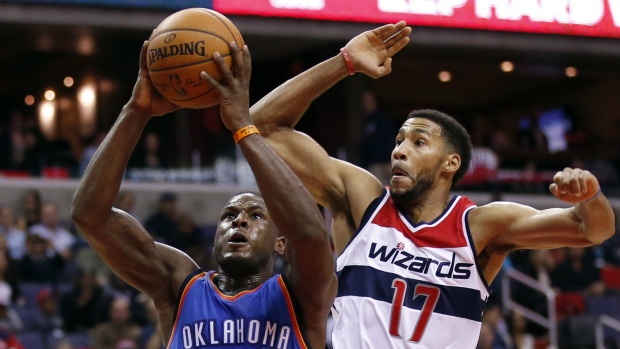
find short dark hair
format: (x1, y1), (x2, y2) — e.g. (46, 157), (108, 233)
(407, 109), (472, 189)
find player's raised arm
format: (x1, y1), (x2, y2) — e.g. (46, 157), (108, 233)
(250, 22), (411, 251)
(71, 42), (196, 304)
(470, 168), (615, 280)
(201, 42), (337, 346)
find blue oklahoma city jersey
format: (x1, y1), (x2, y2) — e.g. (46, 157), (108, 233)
(166, 270), (309, 349)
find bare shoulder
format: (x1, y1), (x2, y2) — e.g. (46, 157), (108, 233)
(154, 243), (200, 298)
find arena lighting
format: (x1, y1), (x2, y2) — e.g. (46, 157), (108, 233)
(38, 101), (56, 138)
(566, 67), (578, 78)
(501, 61), (514, 72)
(438, 71), (452, 82)
(44, 89), (55, 101)
(78, 82), (97, 137)
(24, 95), (35, 106)
(64, 76), (74, 87)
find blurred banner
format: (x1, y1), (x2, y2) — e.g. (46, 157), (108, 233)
(214, 0), (620, 38)
(2, 0), (212, 9)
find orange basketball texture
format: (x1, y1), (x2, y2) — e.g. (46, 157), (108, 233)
(147, 8), (244, 109)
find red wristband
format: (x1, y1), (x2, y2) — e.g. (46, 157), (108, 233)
(340, 48), (355, 75)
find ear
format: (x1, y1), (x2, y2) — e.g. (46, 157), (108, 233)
(274, 236), (286, 256)
(444, 153), (461, 175)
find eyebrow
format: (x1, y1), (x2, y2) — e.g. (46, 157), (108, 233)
(222, 204), (264, 212)
(398, 127), (432, 137)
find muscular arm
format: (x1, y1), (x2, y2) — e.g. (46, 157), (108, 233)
(469, 168), (615, 282)
(251, 23), (411, 252)
(71, 43), (197, 305)
(202, 43), (337, 347)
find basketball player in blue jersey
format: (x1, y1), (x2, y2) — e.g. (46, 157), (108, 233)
(71, 41), (337, 348)
(248, 22), (616, 348)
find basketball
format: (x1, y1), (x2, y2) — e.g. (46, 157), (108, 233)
(147, 8), (244, 109)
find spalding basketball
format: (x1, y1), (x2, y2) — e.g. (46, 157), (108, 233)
(147, 8), (244, 109)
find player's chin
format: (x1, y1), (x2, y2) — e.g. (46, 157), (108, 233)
(390, 176), (412, 191)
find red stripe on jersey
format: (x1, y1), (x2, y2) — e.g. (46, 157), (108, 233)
(371, 195), (475, 248)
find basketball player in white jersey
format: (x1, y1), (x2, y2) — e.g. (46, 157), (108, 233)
(249, 22), (615, 348)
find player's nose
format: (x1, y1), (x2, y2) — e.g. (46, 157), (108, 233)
(393, 147), (407, 161)
(231, 212), (249, 228)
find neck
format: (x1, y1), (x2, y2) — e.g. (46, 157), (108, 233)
(215, 269), (273, 295)
(400, 191), (451, 224)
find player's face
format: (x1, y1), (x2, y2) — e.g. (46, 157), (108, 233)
(213, 194), (281, 275)
(390, 118), (446, 204)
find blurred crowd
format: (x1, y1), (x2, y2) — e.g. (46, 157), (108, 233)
(0, 189), (216, 349)
(0, 187), (616, 349)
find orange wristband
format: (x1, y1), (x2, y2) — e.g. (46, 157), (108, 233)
(340, 48), (355, 75)
(233, 125), (260, 144)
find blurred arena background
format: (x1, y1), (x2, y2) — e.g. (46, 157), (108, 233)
(0, 1), (619, 348)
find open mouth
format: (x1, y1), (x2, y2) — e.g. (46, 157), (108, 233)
(392, 168), (408, 177)
(228, 232), (249, 244)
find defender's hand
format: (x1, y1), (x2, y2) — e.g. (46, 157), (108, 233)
(127, 41), (181, 117)
(200, 42), (252, 132)
(344, 21), (411, 79)
(550, 167), (601, 204)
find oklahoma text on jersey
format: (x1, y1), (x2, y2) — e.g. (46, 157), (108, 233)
(167, 270), (309, 349)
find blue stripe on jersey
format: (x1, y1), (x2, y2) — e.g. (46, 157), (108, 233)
(337, 265), (486, 322)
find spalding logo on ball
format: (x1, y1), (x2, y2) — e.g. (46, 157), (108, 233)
(147, 8), (244, 109)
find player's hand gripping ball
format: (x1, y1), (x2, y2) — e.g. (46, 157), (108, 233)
(147, 8), (244, 109)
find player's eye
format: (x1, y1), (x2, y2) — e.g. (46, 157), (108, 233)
(251, 213), (264, 219)
(396, 138), (404, 146)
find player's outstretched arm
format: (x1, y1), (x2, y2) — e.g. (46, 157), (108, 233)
(202, 43), (337, 347)
(250, 22), (411, 250)
(71, 42), (196, 305)
(471, 167), (615, 255)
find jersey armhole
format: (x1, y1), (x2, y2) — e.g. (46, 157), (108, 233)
(463, 210), (492, 293)
(280, 273), (312, 348)
(336, 188), (387, 258)
(172, 268), (204, 325)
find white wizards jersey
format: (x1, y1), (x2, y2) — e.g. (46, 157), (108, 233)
(332, 189), (490, 349)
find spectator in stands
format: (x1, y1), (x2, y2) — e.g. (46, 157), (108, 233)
(477, 323), (495, 349)
(143, 192), (178, 244)
(54, 339), (75, 349)
(29, 202), (75, 260)
(139, 299), (160, 349)
(167, 212), (201, 252)
(0, 283), (22, 333)
(18, 232), (64, 283)
(31, 288), (63, 336)
(60, 269), (109, 333)
(0, 328), (25, 349)
(101, 274), (147, 327)
(16, 190), (41, 231)
(0, 251), (21, 305)
(508, 311), (535, 349)
(91, 297), (141, 349)
(79, 131), (107, 177)
(129, 132), (169, 169)
(551, 247), (606, 296)
(114, 191), (138, 222)
(482, 302), (512, 349)
(359, 90), (396, 185)
(0, 206), (26, 260)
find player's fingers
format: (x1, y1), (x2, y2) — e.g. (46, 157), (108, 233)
(139, 41), (149, 76)
(568, 168), (582, 196)
(374, 22), (406, 40)
(200, 71), (224, 95)
(213, 52), (234, 86)
(383, 26), (412, 47)
(243, 45), (252, 83)
(381, 58), (393, 76)
(230, 41), (244, 82)
(560, 168), (572, 194)
(578, 170), (589, 194)
(552, 171), (566, 194)
(549, 183), (560, 196)
(386, 36), (410, 58)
